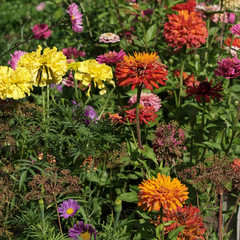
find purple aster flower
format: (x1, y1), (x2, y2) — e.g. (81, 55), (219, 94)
(215, 56), (240, 79)
(128, 93), (162, 111)
(69, 221), (97, 240)
(66, 3), (83, 33)
(96, 49), (126, 65)
(58, 199), (80, 219)
(99, 33), (120, 43)
(84, 106), (99, 125)
(8, 50), (27, 70)
(231, 24), (240, 36)
(49, 84), (63, 92)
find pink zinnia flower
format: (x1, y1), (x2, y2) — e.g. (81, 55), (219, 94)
(62, 47), (86, 59)
(66, 3), (83, 33)
(96, 49), (126, 65)
(215, 56), (240, 79)
(128, 93), (162, 111)
(8, 50), (27, 70)
(231, 24), (240, 36)
(99, 33), (120, 43)
(62, 71), (81, 88)
(36, 2), (46, 11)
(32, 23), (51, 39)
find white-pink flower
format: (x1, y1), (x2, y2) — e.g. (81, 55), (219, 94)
(66, 3), (83, 33)
(128, 93), (162, 111)
(36, 2), (46, 11)
(99, 33), (120, 43)
(8, 50), (27, 70)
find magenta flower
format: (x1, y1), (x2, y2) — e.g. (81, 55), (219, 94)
(32, 23), (51, 39)
(215, 56), (240, 79)
(8, 50), (27, 70)
(36, 2), (46, 11)
(231, 24), (240, 36)
(96, 49), (126, 65)
(66, 3), (83, 33)
(69, 221), (97, 240)
(99, 33), (120, 43)
(128, 93), (162, 111)
(58, 199), (80, 219)
(62, 47), (85, 59)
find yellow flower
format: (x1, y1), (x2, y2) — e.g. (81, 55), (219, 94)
(74, 59), (114, 96)
(0, 66), (32, 100)
(225, 0), (240, 9)
(18, 45), (68, 87)
(138, 173), (189, 212)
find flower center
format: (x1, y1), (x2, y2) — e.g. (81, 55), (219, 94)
(66, 208), (74, 214)
(80, 231), (91, 240)
(71, 15), (75, 20)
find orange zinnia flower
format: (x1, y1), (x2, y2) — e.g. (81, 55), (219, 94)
(138, 173), (189, 212)
(232, 158), (240, 173)
(160, 205), (206, 240)
(164, 10), (208, 49)
(115, 52), (168, 91)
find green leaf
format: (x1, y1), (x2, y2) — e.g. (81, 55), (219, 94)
(19, 170), (27, 191)
(118, 191), (138, 202)
(146, 24), (157, 43)
(139, 145), (158, 165)
(202, 141), (222, 150)
(168, 226), (185, 239)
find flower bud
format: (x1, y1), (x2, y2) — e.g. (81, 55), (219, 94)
(168, 59), (174, 65)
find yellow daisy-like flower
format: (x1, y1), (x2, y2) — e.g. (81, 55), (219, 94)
(138, 173), (189, 212)
(18, 45), (68, 87)
(74, 59), (114, 96)
(0, 66), (32, 100)
(225, 0), (240, 9)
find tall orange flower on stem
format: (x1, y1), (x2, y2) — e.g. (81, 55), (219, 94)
(138, 173), (189, 212)
(116, 52), (167, 149)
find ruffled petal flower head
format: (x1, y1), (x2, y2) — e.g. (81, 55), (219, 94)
(173, 69), (199, 87)
(8, 50), (27, 70)
(74, 59), (114, 96)
(231, 24), (240, 36)
(138, 173), (189, 212)
(36, 2), (46, 11)
(96, 49), (126, 65)
(128, 93), (162, 111)
(17, 45), (68, 87)
(164, 10), (208, 50)
(157, 205), (206, 239)
(224, 0), (240, 9)
(125, 105), (158, 124)
(172, 0), (196, 12)
(0, 66), (32, 100)
(32, 23), (51, 39)
(224, 36), (240, 56)
(215, 56), (240, 79)
(66, 3), (83, 33)
(186, 80), (223, 102)
(99, 33), (120, 43)
(69, 221), (97, 240)
(62, 47), (85, 59)
(115, 52), (168, 91)
(58, 199), (80, 219)
(232, 158), (240, 172)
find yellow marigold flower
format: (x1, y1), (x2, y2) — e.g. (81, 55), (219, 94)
(225, 0), (240, 9)
(74, 59), (114, 96)
(18, 45), (68, 87)
(138, 173), (189, 212)
(0, 66), (32, 100)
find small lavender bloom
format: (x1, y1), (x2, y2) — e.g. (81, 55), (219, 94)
(66, 3), (83, 33)
(96, 49), (126, 65)
(84, 106), (98, 125)
(8, 50), (27, 70)
(58, 199), (80, 219)
(99, 33), (120, 43)
(215, 56), (240, 79)
(50, 84), (63, 92)
(231, 24), (240, 36)
(69, 221), (97, 240)
(36, 2), (46, 11)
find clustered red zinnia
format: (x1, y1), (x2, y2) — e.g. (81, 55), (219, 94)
(115, 52), (168, 91)
(96, 49), (126, 65)
(172, 0), (196, 12)
(164, 10), (208, 50)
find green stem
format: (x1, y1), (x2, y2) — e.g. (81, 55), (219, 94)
(205, 17), (210, 61)
(136, 85), (143, 149)
(53, 194), (63, 236)
(42, 88), (46, 122)
(177, 61), (185, 107)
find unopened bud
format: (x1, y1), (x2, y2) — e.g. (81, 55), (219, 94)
(169, 59), (174, 65)
(194, 54), (200, 61)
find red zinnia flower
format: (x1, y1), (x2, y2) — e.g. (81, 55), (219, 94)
(186, 80), (223, 102)
(125, 105), (158, 124)
(173, 70), (199, 87)
(164, 10), (208, 50)
(172, 0), (196, 12)
(232, 158), (240, 173)
(159, 205), (206, 240)
(115, 52), (168, 91)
